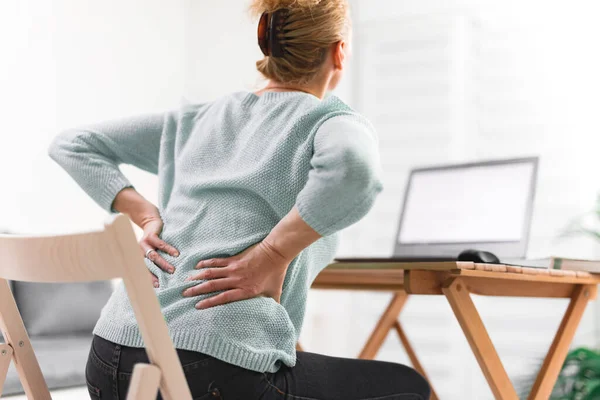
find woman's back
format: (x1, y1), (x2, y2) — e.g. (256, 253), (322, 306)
(49, 89), (383, 372)
(159, 91), (329, 281)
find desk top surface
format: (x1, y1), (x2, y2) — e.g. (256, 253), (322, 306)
(323, 261), (600, 284)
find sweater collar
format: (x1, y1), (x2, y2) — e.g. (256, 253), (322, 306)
(241, 90), (323, 106)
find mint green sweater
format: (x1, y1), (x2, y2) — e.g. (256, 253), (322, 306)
(49, 91), (383, 373)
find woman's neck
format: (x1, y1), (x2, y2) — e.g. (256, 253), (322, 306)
(257, 80), (328, 100)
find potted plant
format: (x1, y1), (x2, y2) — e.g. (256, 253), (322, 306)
(563, 194), (600, 243)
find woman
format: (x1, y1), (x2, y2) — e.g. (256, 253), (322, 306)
(49, 0), (430, 399)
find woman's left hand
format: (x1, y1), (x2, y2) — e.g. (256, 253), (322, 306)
(182, 241), (290, 309)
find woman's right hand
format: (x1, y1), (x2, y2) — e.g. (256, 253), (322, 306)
(111, 188), (180, 288)
(139, 216), (180, 287)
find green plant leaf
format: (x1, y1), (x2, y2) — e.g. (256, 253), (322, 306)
(580, 228), (600, 241)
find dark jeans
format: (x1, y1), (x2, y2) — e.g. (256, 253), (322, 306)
(86, 334), (430, 400)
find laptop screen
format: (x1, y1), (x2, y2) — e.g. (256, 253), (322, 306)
(395, 158), (538, 258)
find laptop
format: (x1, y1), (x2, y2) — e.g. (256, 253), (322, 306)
(336, 157), (539, 263)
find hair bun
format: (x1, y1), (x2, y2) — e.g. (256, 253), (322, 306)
(250, 0), (350, 84)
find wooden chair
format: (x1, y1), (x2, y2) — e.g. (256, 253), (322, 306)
(0, 214), (193, 400)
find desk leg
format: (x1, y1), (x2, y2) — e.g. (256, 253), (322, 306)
(527, 284), (595, 400)
(393, 320), (439, 400)
(359, 292), (408, 359)
(358, 292), (439, 400)
(443, 278), (518, 400)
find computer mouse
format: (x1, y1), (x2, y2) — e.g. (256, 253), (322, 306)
(457, 249), (500, 264)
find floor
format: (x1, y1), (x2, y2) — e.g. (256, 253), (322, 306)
(3, 386), (88, 399)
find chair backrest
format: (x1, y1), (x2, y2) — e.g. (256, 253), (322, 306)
(0, 214), (136, 283)
(0, 215), (193, 400)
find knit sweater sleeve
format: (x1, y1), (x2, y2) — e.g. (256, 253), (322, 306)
(48, 111), (170, 213)
(295, 114), (384, 237)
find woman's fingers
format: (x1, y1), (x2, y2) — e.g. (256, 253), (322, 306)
(182, 277), (237, 297)
(148, 271), (159, 288)
(149, 253), (176, 274)
(184, 266), (231, 282)
(194, 289), (246, 309)
(195, 257), (230, 269)
(140, 242), (176, 274)
(147, 235), (180, 257)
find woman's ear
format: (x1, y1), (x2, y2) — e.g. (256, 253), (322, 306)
(333, 40), (346, 70)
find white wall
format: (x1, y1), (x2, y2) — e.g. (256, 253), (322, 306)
(183, 0), (260, 102)
(343, 0), (600, 258)
(0, 0), (186, 234)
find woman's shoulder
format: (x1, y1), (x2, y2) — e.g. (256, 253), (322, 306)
(297, 94), (377, 139)
(175, 91), (249, 114)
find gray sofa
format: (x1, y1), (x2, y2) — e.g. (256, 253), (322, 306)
(1, 279), (113, 396)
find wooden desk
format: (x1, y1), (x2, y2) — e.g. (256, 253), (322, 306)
(305, 261), (600, 400)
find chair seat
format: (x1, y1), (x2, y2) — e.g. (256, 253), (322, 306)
(1, 334), (92, 396)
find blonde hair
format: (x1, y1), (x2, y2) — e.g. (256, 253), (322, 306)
(250, 0), (351, 85)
